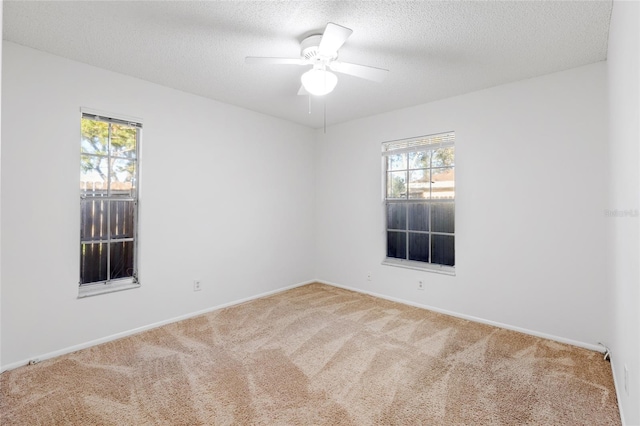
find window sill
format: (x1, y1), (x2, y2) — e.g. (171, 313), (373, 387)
(78, 279), (140, 298)
(382, 258), (456, 276)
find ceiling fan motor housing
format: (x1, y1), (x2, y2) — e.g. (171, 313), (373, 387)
(300, 34), (337, 63)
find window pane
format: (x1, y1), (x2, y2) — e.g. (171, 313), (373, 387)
(110, 200), (135, 239)
(387, 203), (406, 230)
(431, 235), (455, 266)
(110, 124), (137, 159)
(432, 203), (455, 233)
(81, 120), (108, 155)
(384, 135), (454, 268)
(408, 233), (429, 262)
(110, 158), (136, 196)
(432, 147), (455, 167)
(110, 241), (135, 280)
(81, 155), (108, 196)
(80, 242), (108, 284)
(387, 153), (407, 171)
(80, 116), (140, 288)
(81, 199), (108, 241)
(409, 151), (430, 169)
(408, 169), (430, 199)
(408, 203), (429, 231)
(431, 167), (455, 199)
(387, 171), (407, 198)
(387, 231), (406, 259)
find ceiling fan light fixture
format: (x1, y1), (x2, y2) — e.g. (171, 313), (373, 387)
(301, 68), (338, 96)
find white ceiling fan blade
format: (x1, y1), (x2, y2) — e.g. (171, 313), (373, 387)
(318, 23), (353, 57)
(245, 57), (307, 65)
(297, 85), (309, 96)
(329, 61), (388, 82)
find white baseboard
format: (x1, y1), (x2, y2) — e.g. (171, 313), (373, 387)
(1, 279), (314, 372)
(318, 279), (605, 353)
(1, 278), (608, 372)
(3, 278), (625, 421)
(610, 361), (628, 426)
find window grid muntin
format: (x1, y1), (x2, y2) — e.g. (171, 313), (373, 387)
(383, 132), (455, 267)
(80, 114), (140, 286)
(385, 199), (454, 265)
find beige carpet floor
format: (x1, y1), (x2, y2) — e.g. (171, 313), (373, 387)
(1, 283), (620, 425)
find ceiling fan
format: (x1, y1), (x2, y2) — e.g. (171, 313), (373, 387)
(245, 23), (389, 96)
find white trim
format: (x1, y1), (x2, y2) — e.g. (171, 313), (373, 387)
(382, 258), (456, 275)
(1, 279), (314, 372)
(80, 107), (143, 125)
(610, 360), (628, 425)
(2, 278), (606, 372)
(382, 131), (455, 155)
(318, 279), (604, 353)
(78, 280), (140, 298)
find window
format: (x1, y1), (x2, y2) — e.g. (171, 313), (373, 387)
(79, 110), (141, 296)
(382, 132), (455, 273)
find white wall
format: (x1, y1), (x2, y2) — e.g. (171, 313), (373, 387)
(315, 62), (609, 348)
(0, 42), (315, 368)
(607, 1), (640, 424)
(0, 13), (635, 421)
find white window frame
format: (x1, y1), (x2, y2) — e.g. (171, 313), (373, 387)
(381, 132), (456, 275)
(78, 108), (142, 298)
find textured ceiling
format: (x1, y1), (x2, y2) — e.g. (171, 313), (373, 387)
(3, 1), (612, 129)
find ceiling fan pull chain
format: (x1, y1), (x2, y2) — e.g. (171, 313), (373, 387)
(324, 99), (327, 134)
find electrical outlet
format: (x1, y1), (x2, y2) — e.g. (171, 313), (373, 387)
(624, 364), (629, 396)
(367, 272), (372, 281)
(193, 280), (202, 292)
(418, 280), (424, 290)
